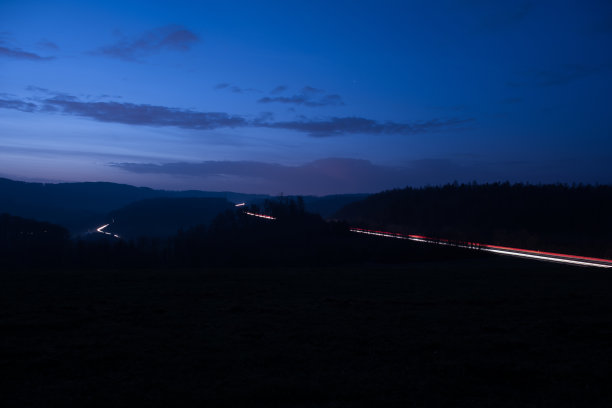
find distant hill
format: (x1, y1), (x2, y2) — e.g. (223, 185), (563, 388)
(0, 178), (266, 234)
(102, 197), (235, 239)
(0, 178), (160, 232)
(335, 183), (612, 258)
(0, 213), (70, 267)
(300, 194), (368, 219)
(0, 177), (367, 234)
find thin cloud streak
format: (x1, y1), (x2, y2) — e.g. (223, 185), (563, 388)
(95, 25), (199, 61)
(109, 156), (611, 195)
(109, 158), (407, 195)
(258, 86), (344, 107)
(213, 83), (260, 94)
(37, 40), (59, 50)
(0, 46), (54, 60)
(270, 85), (288, 94)
(258, 94), (344, 107)
(43, 98), (247, 129)
(257, 116), (473, 137)
(0, 98), (38, 112)
(0, 93), (472, 137)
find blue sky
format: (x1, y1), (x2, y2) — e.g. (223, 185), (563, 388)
(1, 0), (611, 194)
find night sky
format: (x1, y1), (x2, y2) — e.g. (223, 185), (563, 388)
(1, 0), (611, 195)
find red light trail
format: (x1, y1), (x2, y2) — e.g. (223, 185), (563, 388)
(245, 211), (276, 220)
(350, 227), (612, 268)
(235, 208), (612, 268)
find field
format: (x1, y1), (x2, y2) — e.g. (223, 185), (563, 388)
(3, 256), (612, 407)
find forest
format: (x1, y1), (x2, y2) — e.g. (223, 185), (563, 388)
(335, 182), (612, 258)
(0, 196), (481, 270)
(3, 182), (611, 269)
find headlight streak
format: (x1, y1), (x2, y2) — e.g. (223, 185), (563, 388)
(350, 228), (612, 268)
(245, 211), (276, 220)
(95, 223), (120, 239)
(112, 200), (609, 268)
(96, 224), (110, 233)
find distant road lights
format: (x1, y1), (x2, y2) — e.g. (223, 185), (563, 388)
(245, 211), (276, 220)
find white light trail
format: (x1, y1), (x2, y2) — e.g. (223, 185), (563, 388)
(245, 211), (276, 220)
(95, 223), (120, 239)
(483, 248), (612, 268)
(96, 224), (110, 233)
(350, 227), (612, 268)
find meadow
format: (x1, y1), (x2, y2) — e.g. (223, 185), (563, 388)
(3, 256), (612, 407)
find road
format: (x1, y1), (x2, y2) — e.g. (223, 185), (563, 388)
(95, 223), (120, 239)
(95, 207), (610, 268)
(350, 227), (612, 268)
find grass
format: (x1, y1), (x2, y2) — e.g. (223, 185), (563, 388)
(2, 257), (612, 406)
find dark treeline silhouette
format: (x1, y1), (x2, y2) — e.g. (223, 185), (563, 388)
(0, 177), (269, 234)
(335, 182), (612, 258)
(1, 197), (481, 270)
(0, 214), (72, 268)
(107, 197), (235, 239)
(0, 177), (366, 234)
(174, 197), (481, 266)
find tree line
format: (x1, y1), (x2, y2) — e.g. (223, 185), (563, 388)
(335, 182), (612, 258)
(1, 196), (481, 270)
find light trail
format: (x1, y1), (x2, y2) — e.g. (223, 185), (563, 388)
(245, 211), (276, 220)
(95, 223), (120, 239)
(218, 203), (612, 268)
(235, 202), (246, 207)
(484, 248), (611, 268)
(96, 224), (110, 233)
(350, 227), (612, 268)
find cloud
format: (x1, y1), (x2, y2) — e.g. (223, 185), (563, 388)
(508, 64), (609, 87)
(25, 86), (78, 101)
(95, 25), (199, 61)
(43, 97), (247, 129)
(110, 155), (606, 195)
(257, 116), (473, 137)
(258, 86), (344, 107)
(0, 46), (54, 60)
(38, 40), (59, 50)
(270, 85), (288, 94)
(302, 86), (325, 94)
(0, 98), (38, 112)
(109, 158), (409, 195)
(214, 83), (260, 93)
(258, 94), (344, 107)
(1, 92), (472, 137)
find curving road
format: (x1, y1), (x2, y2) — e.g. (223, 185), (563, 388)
(99, 207), (609, 268)
(95, 223), (121, 239)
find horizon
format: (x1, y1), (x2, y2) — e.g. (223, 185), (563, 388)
(2, 1), (612, 195)
(3, 175), (610, 199)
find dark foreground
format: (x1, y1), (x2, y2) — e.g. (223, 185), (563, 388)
(3, 258), (612, 407)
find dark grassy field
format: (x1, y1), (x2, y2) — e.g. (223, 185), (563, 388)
(3, 257), (612, 407)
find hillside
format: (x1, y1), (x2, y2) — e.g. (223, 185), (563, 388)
(103, 197), (235, 239)
(300, 194), (369, 219)
(0, 213), (71, 268)
(0, 178), (365, 233)
(335, 183), (612, 257)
